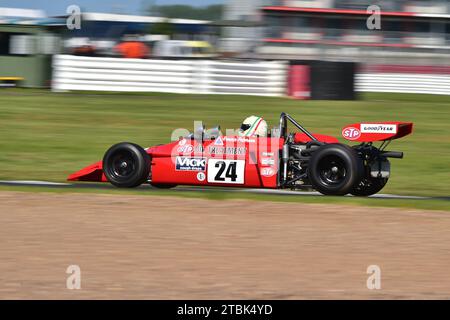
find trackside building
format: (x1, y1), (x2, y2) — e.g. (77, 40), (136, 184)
(258, 0), (450, 65)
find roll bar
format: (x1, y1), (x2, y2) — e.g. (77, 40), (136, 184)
(279, 112), (318, 142)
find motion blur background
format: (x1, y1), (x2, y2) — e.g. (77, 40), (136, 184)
(2, 1), (450, 300)
(0, 0), (449, 202)
(1, 0), (450, 95)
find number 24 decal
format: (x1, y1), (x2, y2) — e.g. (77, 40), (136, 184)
(207, 159), (245, 184)
(214, 161), (237, 182)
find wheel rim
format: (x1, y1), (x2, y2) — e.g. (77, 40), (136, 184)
(110, 150), (136, 179)
(317, 155), (347, 186)
(357, 178), (374, 189)
(354, 177), (387, 193)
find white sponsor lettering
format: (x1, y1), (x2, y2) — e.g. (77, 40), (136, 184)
(223, 137), (256, 143)
(261, 158), (275, 166)
(176, 157), (206, 171)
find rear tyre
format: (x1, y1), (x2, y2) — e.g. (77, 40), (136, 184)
(351, 177), (388, 196)
(103, 142), (150, 188)
(307, 144), (364, 196)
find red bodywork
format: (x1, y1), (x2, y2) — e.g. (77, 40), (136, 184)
(68, 122), (412, 188)
(68, 133), (338, 188)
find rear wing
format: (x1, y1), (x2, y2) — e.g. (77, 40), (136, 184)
(342, 122), (413, 142)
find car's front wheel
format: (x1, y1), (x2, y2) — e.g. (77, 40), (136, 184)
(103, 142), (150, 188)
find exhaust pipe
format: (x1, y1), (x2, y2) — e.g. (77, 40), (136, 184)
(381, 151), (403, 159)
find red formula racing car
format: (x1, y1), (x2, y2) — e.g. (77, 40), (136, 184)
(68, 113), (413, 196)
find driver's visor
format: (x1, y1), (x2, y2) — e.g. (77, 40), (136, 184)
(240, 123), (251, 131)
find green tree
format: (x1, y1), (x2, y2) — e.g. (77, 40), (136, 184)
(150, 19), (175, 36)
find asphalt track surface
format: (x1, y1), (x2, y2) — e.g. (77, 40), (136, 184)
(0, 180), (447, 201)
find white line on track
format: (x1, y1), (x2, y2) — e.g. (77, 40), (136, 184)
(0, 180), (71, 186)
(241, 188), (429, 200)
(0, 180), (433, 200)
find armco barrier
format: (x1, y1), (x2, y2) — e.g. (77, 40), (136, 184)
(52, 55), (288, 96)
(355, 65), (450, 96)
(356, 73), (450, 95)
(53, 56), (450, 97)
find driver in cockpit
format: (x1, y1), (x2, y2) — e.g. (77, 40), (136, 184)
(238, 115), (268, 137)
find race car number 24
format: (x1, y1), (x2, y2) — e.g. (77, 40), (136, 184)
(207, 159), (245, 184)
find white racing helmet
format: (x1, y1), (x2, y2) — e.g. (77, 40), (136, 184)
(238, 115), (268, 137)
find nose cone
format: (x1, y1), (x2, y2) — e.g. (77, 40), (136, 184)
(67, 161), (106, 182)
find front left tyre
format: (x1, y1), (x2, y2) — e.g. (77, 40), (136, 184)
(103, 142), (150, 188)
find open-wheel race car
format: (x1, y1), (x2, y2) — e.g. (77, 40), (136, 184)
(68, 113), (413, 196)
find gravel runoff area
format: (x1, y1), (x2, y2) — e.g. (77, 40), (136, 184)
(1, 191), (449, 299)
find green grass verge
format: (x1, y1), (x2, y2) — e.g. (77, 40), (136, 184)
(0, 89), (449, 208)
(0, 184), (448, 211)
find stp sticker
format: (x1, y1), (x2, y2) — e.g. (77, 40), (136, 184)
(176, 144), (193, 153)
(197, 172), (206, 182)
(342, 127), (361, 140)
(261, 167), (276, 177)
(176, 144), (203, 153)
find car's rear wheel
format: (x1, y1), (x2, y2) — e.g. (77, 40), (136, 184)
(103, 142), (150, 188)
(307, 144), (364, 196)
(351, 176), (388, 196)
